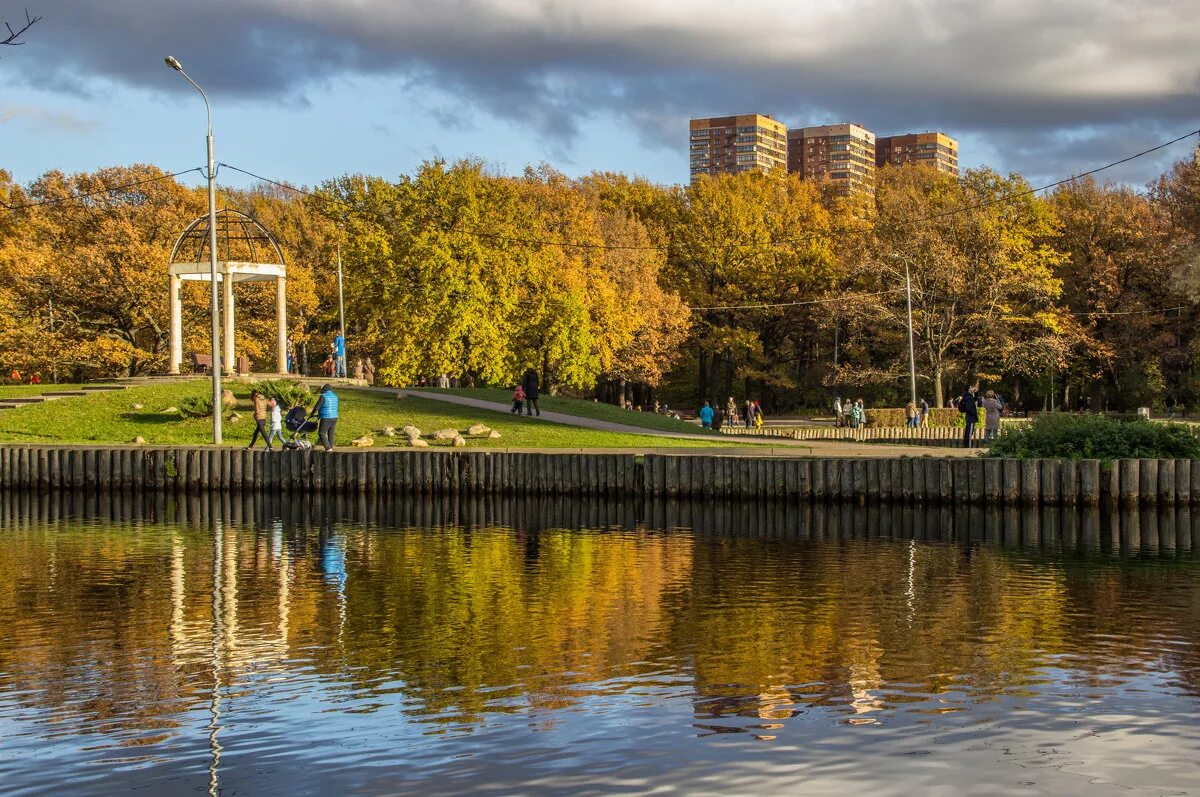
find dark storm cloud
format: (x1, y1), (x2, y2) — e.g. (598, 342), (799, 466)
(7, 0), (1200, 181)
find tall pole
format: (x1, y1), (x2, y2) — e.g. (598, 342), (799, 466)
(905, 262), (917, 407)
(336, 231), (345, 369)
(166, 56), (222, 444)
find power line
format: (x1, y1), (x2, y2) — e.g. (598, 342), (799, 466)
(0, 167), (204, 212)
(688, 289), (901, 312)
(219, 126), (1199, 253)
(1071, 304), (1189, 317)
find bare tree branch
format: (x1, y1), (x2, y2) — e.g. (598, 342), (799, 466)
(2, 8), (41, 46)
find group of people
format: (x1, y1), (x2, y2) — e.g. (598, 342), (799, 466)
(7, 370), (41, 384)
(246, 384), (341, 452)
(903, 398), (932, 428)
(833, 397), (870, 428)
(510, 368), (541, 416)
(957, 385), (1005, 447)
(698, 398), (763, 430)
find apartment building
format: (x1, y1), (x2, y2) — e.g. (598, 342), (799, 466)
(875, 132), (959, 175)
(689, 114), (788, 181)
(786, 123), (876, 197)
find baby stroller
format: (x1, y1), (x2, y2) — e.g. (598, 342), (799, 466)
(282, 405), (317, 450)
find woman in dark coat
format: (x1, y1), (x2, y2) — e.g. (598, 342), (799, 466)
(522, 368), (541, 416)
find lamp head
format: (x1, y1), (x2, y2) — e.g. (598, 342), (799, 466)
(164, 56), (183, 71)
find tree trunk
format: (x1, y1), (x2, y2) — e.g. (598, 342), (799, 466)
(698, 347), (707, 407)
(933, 364), (944, 407)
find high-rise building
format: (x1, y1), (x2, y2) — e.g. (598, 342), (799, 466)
(875, 132), (959, 175)
(786, 123), (876, 197)
(689, 114), (788, 181)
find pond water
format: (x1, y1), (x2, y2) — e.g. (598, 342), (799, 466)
(2, 492), (1199, 796)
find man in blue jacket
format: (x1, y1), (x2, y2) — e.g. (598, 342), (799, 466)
(698, 401), (714, 429)
(311, 384), (339, 451)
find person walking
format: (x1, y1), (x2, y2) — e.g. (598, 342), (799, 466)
(511, 384), (525, 414)
(857, 398), (868, 428)
(919, 398), (930, 427)
(752, 401), (763, 429)
(958, 384), (981, 448)
(743, 400), (753, 428)
(246, 389), (273, 451)
(286, 336), (296, 374)
(905, 399), (918, 429)
(311, 384), (339, 451)
(849, 400), (862, 429)
(522, 367), (541, 417)
(983, 389), (1003, 444)
(727, 397), (739, 427)
(266, 398), (285, 449)
(334, 334), (346, 378)
(699, 401), (714, 429)
(363, 357), (375, 386)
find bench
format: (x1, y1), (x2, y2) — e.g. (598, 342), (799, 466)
(188, 353), (212, 374)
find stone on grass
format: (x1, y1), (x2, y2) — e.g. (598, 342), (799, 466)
(402, 424), (421, 439)
(467, 422), (491, 437)
(488, 430), (502, 439)
(228, 412), (241, 423)
(131, 403), (144, 410)
(131, 436), (146, 445)
(221, 389), (237, 409)
(352, 436), (374, 447)
(452, 435), (467, 447)
(380, 426), (396, 437)
(409, 438), (429, 448)
(433, 428), (459, 441)
(162, 406), (179, 414)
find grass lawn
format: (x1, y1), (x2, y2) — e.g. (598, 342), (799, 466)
(412, 387), (717, 435)
(0, 382), (730, 449)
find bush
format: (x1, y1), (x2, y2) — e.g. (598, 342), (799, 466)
(249, 378), (311, 409)
(866, 407), (982, 428)
(179, 394), (213, 418)
(986, 413), (1200, 461)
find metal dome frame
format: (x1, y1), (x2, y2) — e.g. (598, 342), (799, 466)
(167, 208), (289, 376)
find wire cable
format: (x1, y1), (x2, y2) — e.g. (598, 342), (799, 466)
(688, 289), (902, 312)
(0, 167), (205, 212)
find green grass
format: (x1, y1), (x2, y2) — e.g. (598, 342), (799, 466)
(0, 382), (731, 449)
(413, 387), (718, 435)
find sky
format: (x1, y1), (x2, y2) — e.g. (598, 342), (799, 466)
(0, 0), (1198, 193)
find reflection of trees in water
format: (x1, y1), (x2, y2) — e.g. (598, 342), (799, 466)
(0, 492), (1199, 747)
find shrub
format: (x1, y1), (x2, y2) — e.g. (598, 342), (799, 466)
(866, 407), (982, 428)
(179, 394), (213, 418)
(249, 378), (311, 409)
(986, 413), (1200, 461)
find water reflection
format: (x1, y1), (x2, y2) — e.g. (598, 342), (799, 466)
(0, 492), (1198, 795)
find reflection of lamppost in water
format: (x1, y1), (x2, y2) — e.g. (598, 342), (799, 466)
(208, 520), (224, 797)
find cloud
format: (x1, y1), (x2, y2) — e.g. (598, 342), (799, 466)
(5, 0), (1200, 181)
(0, 104), (94, 132)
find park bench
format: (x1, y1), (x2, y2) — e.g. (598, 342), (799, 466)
(188, 353), (212, 374)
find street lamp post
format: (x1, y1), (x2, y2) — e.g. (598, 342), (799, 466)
(904, 262), (918, 407)
(165, 56), (223, 444)
(336, 230), (346, 377)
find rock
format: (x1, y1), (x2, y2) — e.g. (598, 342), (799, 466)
(403, 424), (421, 439)
(409, 438), (429, 448)
(131, 403), (144, 410)
(162, 406), (179, 414)
(452, 435), (467, 447)
(131, 436), (146, 445)
(221, 389), (237, 409)
(228, 412), (241, 423)
(433, 428), (460, 441)
(380, 426), (396, 437)
(467, 422), (491, 437)
(352, 436), (374, 447)
(489, 430), (502, 439)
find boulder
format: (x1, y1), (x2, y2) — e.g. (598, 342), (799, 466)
(433, 428), (460, 441)
(221, 389), (237, 409)
(351, 436), (374, 447)
(131, 436), (146, 445)
(409, 438), (429, 448)
(380, 426), (396, 437)
(489, 430), (502, 439)
(131, 403), (144, 410)
(452, 435), (467, 447)
(467, 422), (491, 437)
(402, 424), (421, 439)
(162, 406), (179, 414)
(228, 412), (241, 423)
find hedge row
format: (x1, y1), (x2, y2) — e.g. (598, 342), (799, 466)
(865, 407), (984, 428)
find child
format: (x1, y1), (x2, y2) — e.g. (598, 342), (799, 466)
(267, 398), (285, 449)
(511, 385), (525, 414)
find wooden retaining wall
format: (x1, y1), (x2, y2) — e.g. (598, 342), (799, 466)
(721, 425), (989, 447)
(2, 445), (1200, 507)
